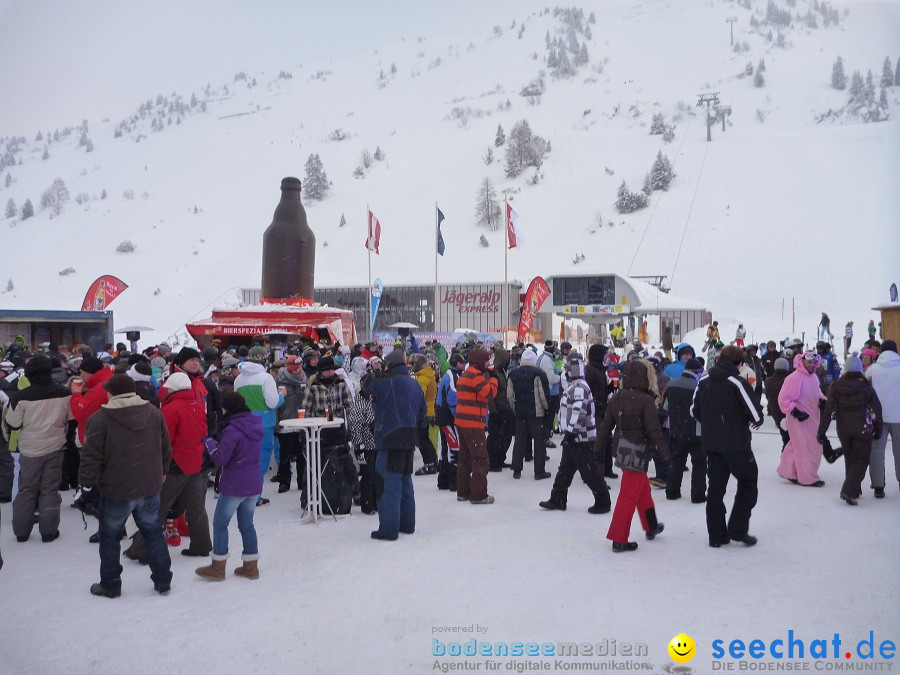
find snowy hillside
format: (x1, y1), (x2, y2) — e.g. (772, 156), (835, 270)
(1, 0), (898, 347)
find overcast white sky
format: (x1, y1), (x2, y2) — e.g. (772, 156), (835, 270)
(0, 0), (526, 135)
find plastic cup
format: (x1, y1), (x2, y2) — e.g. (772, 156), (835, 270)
(297, 409), (306, 419)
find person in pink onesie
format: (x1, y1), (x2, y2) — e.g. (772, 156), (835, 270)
(777, 351), (828, 486)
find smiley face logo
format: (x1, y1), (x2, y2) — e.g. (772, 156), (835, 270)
(668, 634), (696, 663)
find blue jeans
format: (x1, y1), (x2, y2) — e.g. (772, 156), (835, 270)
(99, 495), (172, 593)
(213, 494), (259, 557)
(374, 451), (415, 538)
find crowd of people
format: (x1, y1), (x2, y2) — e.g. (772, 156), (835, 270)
(0, 318), (896, 588)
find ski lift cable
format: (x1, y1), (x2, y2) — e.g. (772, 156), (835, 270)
(668, 141), (711, 287)
(626, 113), (695, 277)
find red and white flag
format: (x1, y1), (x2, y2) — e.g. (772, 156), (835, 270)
(506, 203), (521, 249)
(365, 209), (382, 254)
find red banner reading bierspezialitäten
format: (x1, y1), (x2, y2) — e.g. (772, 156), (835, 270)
(517, 276), (550, 342)
(81, 275), (128, 311)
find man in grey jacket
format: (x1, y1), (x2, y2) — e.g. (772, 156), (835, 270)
(5, 356), (72, 543)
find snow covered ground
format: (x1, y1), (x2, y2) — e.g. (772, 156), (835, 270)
(0, 428), (897, 674)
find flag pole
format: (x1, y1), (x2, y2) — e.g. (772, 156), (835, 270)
(434, 202), (439, 334)
(504, 194), (509, 346)
(367, 203), (373, 341)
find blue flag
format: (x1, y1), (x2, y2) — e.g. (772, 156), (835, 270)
(437, 207), (446, 256)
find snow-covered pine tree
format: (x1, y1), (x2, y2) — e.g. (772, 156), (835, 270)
(360, 148), (373, 169)
(881, 56), (894, 88)
(650, 151), (674, 190)
(474, 177), (501, 230)
(6, 279), (12, 292)
(545, 30), (551, 47)
(576, 42), (589, 67)
(504, 120), (549, 178)
(615, 181), (647, 213)
(864, 70), (876, 106)
(302, 154), (330, 200)
(484, 147), (494, 165)
(4, 173), (11, 187)
(848, 70), (864, 110)
(831, 56), (846, 90)
(35, 131), (43, 141)
(745, 61), (754, 76)
(896, 57), (900, 86)
(339, 213), (346, 227)
(758, 58), (766, 73)
(79, 131), (88, 147)
(556, 46), (574, 77)
(754, 70), (765, 88)
(479, 234), (489, 247)
(879, 86), (888, 109)
(374, 146), (385, 161)
(21, 198), (34, 219)
(5, 198), (15, 218)
(495, 123), (505, 147)
(101, 189), (107, 199)
(642, 173), (652, 196)
(547, 46), (558, 69)
(584, 25), (592, 40)
(650, 113), (666, 135)
(42, 148), (49, 161)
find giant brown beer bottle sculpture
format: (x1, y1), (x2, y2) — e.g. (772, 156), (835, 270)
(261, 177), (315, 301)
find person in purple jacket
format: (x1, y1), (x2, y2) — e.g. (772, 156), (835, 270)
(195, 391), (264, 581)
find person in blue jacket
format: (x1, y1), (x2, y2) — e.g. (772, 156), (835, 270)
(663, 342), (696, 380)
(434, 353), (464, 491)
(815, 341), (841, 395)
(362, 350), (426, 540)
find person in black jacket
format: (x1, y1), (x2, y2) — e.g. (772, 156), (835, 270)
(691, 345), (764, 548)
(662, 358), (706, 503)
(487, 346), (514, 472)
(506, 349), (551, 479)
(585, 344), (616, 479)
(764, 358), (790, 451)
(363, 349), (426, 541)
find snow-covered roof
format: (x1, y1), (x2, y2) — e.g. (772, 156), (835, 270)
(624, 277), (709, 313)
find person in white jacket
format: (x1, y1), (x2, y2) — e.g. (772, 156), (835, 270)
(865, 339), (900, 498)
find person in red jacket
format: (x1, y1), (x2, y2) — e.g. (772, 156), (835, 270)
(124, 372), (212, 562)
(70, 357), (113, 445)
(455, 349), (498, 505)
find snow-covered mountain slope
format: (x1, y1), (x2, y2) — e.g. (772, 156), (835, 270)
(1, 0), (898, 347)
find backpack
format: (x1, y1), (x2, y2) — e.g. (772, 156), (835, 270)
(434, 370), (460, 427)
(319, 444), (353, 515)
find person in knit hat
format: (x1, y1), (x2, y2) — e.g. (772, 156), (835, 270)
(539, 355), (610, 514)
(455, 348), (498, 504)
(7, 356), (73, 543)
(124, 370), (212, 562)
(128, 361), (159, 407)
(507, 348), (551, 479)
(817, 353), (883, 504)
(663, 358), (707, 503)
(764, 357), (791, 451)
